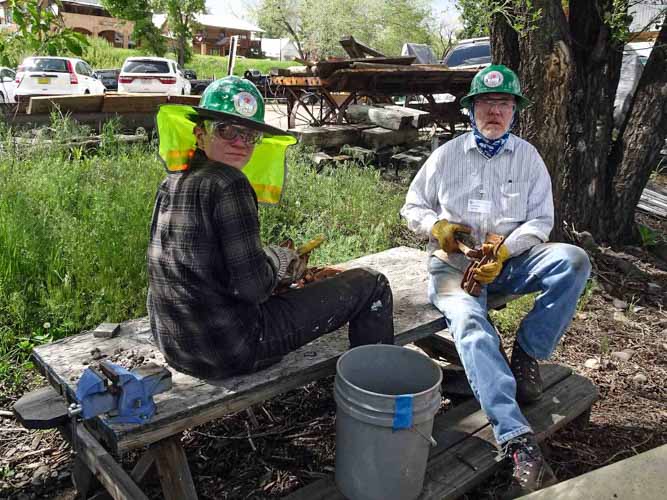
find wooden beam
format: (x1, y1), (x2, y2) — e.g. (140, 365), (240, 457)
(27, 94), (105, 115)
(153, 436), (198, 500)
(101, 94), (168, 113)
(74, 424), (149, 500)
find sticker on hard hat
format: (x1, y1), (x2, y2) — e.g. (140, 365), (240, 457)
(233, 92), (258, 117)
(483, 71), (504, 88)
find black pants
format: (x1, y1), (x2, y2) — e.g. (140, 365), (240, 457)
(253, 267), (394, 370)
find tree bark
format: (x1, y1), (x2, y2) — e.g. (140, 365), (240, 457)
(491, 0), (632, 242)
(606, 20), (667, 242)
(490, 10), (520, 72)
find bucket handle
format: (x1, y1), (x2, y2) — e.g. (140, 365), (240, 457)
(411, 426), (438, 447)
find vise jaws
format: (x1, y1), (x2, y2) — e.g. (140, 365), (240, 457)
(71, 360), (172, 425)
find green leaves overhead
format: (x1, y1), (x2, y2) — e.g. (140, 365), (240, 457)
(254, 0), (434, 58)
(0, 0), (89, 67)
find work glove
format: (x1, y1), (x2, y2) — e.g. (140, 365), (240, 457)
(265, 245), (308, 287)
(431, 219), (473, 254)
(473, 244), (511, 285)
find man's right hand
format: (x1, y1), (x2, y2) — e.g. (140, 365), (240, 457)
(431, 219), (473, 253)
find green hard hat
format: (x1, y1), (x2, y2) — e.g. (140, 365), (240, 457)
(460, 65), (531, 110)
(190, 75), (289, 136)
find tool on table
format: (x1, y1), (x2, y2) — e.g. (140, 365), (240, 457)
(456, 232), (505, 297)
(69, 360), (172, 425)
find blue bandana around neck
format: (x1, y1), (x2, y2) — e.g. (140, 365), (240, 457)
(469, 102), (516, 159)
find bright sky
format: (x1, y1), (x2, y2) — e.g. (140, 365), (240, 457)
(205, 0), (461, 28)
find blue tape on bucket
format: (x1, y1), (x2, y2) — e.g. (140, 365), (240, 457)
(393, 395), (413, 430)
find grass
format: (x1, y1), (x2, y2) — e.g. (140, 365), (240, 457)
(0, 118), (405, 396)
(82, 36), (294, 79)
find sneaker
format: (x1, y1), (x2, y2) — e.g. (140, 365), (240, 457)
(502, 433), (557, 498)
(510, 339), (543, 403)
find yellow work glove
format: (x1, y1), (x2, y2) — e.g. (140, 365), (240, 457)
(473, 244), (511, 284)
(431, 219), (473, 254)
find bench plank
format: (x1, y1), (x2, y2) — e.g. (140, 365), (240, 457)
(420, 372), (598, 499)
(32, 247), (451, 453)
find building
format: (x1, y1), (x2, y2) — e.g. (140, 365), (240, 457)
(0, 0), (134, 48)
(629, 0), (666, 40)
(153, 13), (263, 58)
(260, 38), (300, 60)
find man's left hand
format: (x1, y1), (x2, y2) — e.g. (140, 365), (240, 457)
(473, 244), (511, 284)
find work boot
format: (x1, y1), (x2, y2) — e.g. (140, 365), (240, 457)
(502, 433), (557, 499)
(510, 339), (543, 403)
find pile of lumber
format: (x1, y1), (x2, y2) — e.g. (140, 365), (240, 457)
(19, 93), (200, 116)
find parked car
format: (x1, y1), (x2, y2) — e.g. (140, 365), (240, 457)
(442, 37), (491, 69)
(95, 68), (120, 91)
(14, 56), (106, 102)
(0, 66), (17, 103)
(117, 57), (191, 95)
(183, 69), (197, 80)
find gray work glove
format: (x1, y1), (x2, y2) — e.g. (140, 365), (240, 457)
(265, 245), (307, 286)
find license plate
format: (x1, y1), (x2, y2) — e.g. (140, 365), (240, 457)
(37, 77), (50, 85)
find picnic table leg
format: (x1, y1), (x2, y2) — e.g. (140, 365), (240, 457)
(152, 435), (198, 500)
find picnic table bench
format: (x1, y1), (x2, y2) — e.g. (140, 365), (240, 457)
(15, 246), (598, 500)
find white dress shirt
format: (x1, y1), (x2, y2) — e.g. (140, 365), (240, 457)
(400, 132), (554, 271)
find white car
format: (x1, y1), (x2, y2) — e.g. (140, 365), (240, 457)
(117, 57), (191, 95)
(14, 56), (106, 102)
(0, 66), (17, 103)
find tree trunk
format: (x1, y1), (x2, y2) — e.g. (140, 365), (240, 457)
(490, 10), (519, 72)
(491, 0), (636, 244)
(606, 19), (667, 242)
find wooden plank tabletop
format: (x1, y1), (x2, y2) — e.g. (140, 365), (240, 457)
(33, 246), (447, 453)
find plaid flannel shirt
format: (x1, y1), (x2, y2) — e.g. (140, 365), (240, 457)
(147, 150), (292, 379)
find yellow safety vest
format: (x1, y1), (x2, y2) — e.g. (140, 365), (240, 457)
(156, 104), (297, 204)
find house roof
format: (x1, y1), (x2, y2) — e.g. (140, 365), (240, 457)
(153, 13), (263, 34)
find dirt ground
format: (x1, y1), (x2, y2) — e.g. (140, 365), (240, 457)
(1, 182), (666, 500)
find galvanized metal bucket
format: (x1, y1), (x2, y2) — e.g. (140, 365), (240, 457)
(334, 344), (443, 500)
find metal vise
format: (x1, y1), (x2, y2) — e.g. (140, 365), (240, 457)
(72, 360), (172, 425)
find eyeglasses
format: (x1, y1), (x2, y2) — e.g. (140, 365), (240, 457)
(210, 122), (263, 145)
(475, 98), (515, 112)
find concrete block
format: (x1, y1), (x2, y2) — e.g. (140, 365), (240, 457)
(520, 444), (667, 500)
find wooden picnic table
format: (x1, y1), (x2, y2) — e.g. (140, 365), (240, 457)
(24, 246), (597, 500)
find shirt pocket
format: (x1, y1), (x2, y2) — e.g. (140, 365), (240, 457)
(498, 182), (528, 223)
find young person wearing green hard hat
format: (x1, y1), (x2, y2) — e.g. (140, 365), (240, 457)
(401, 65), (591, 497)
(148, 76), (394, 382)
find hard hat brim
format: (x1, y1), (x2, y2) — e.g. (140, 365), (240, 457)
(189, 106), (296, 138)
(460, 91), (532, 110)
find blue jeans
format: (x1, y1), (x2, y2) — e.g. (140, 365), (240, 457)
(428, 243), (591, 444)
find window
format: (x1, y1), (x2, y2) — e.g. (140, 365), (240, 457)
(0, 68), (15, 80)
(24, 58), (69, 73)
(76, 62), (92, 76)
(123, 60), (171, 73)
(444, 44), (491, 67)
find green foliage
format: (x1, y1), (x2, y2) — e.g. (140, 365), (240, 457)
(255, 0), (435, 58)
(456, 0), (491, 38)
(0, 121), (405, 391)
(78, 39), (293, 78)
(83, 36), (139, 69)
(0, 0), (89, 67)
(102, 0), (205, 64)
(637, 224), (659, 247)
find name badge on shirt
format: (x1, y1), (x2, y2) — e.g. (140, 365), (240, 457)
(468, 199), (492, 214)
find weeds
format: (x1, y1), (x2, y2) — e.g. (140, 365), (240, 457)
(0, 118), (406, 392)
